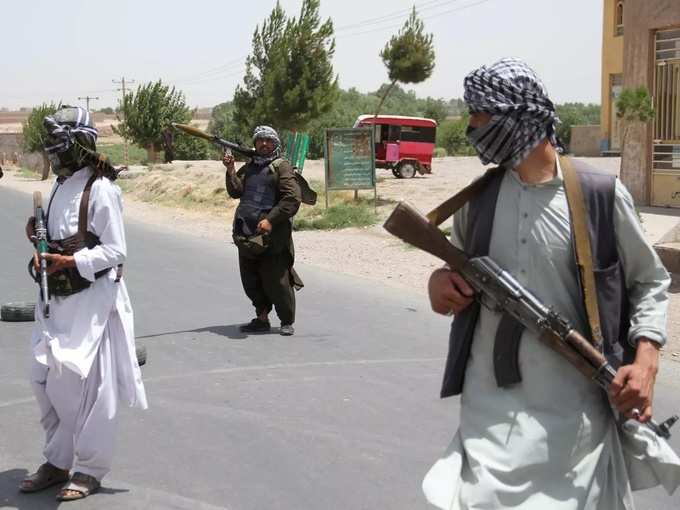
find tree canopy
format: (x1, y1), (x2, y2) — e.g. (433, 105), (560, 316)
(22, 102), (60, 153)
(232, 0), (338, 139)
(114, 80), (191, 162)
(375, 7), (435, 116)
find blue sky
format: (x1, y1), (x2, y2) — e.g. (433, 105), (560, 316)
(3, 0), (603, 109)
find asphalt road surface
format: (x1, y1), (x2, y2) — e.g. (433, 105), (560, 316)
(1, 185), (679, 509)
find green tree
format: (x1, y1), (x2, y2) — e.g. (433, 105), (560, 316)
(376, 7), (435, 116)
(423, 97), (448, 125)
(98, 107), (115, 115)
(616, 87), (655, 160)
(173, 132), (216, 161)
(114, 80), (191, 163)
(437, 115), (475, 156)
(554, 102), (600, 151)
(232, 0), (338, 137)
(21, 102), (60, 180)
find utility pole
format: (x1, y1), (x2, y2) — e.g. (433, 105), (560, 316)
(112, 77), (135, 166)
(77, 95), (99, 111)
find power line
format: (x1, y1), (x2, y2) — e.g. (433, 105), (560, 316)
(337, 0), (494, 38)
(335, 0), (460, 32)
(77, 96), (99, 111)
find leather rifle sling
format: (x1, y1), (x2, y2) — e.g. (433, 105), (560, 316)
(426, 166), (504, 226)
(79, 174), (124, 282)
(560, 156), (604, 348)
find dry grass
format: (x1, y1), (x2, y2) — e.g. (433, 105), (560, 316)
(117, 163), (235, 214)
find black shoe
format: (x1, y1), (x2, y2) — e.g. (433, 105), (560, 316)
(280, 324), (295, 336)
(240, 318), (271, 333)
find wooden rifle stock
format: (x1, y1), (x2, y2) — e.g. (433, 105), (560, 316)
(383, 202), (468, 270)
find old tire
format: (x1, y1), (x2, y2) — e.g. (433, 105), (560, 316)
(391, 167), (401, 178)
(136, 344), (147, 367)
(1, 302), (36, 322)
(397, 161), (417, 179)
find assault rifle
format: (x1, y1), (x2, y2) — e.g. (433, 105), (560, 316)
(171, 123), (255, 158)
(32, 191), (50, 318)
(384, 202), (679, 439)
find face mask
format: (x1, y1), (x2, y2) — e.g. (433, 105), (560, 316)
(46, 144), (82, 177)
(465, 114), (522, 166)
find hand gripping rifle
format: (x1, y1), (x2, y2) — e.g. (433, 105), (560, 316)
(171, 123), (256, 158)
(32, 191), (50, 318)
(383, 202), (679, 439)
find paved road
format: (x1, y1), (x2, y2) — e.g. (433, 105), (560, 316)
(0, 185), (678, 509)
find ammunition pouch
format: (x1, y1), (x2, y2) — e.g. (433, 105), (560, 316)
(28, 231), (116, 297)
(233, 232), (270, 258)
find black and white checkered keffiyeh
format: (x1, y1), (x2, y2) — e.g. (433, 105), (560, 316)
(251, 125), (281, 166)
(464, 57), (563, 168)
(43, 106), (98, 154)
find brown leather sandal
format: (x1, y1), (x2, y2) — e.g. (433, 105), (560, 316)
(56, 472), (101, 501)
(19, 462), (70, 493)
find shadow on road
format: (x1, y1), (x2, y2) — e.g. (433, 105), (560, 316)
(0, 468), (129, 508)
(137, 324), (282, 341)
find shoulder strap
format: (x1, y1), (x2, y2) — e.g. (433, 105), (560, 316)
(560, 156), (604, 348)
(426, 166), (504, 226)
(78, 173), (98, 236)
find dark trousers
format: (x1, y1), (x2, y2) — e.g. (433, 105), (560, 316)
(239, 252), (295, 325)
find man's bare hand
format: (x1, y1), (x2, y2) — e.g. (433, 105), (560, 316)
(428, 268), (475, 316)
(609, 338), (659, 422)
(26, 216), (36, 242)
(257, 218), (273, 234)
(39, 253), (76, 275)
(222, 151), (235, 172)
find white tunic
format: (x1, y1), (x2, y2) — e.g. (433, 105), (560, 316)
(31, 167), (147, 409)
(423, 162), (680, 509)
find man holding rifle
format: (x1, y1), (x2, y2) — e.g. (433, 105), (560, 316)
(222, 125), (303, 336)
(422, 59), (680, 509)
(20, 106), (147, 501)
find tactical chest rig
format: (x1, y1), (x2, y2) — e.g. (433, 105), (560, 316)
(30, 174), (122, 296)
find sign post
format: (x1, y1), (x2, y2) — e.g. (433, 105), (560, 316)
(323, 128), (376, 210)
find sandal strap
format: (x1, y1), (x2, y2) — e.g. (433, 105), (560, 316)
(63, 472), (100, 495)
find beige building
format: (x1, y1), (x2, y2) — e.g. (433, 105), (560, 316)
(601, 0), (680, 206)
(600, 0), (624, 154)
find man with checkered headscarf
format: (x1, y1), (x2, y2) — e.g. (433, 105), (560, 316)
(223, 125), (303, 336)
(20, 106), (147, 501)
(423, 59), (680, 509)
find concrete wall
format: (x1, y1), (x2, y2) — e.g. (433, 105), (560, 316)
(570, 125), (602, 157)
(622, 0), (680, 205)
(600, 0), (624, 148)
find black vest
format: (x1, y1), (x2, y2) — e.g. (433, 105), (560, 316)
(234, 163), (278, 238)
(440, 159), (633, 398)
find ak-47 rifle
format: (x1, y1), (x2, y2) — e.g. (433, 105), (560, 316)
(172, 123), (255, 158)
(383, 202), (679, 439)
(32, 191), (50, 318)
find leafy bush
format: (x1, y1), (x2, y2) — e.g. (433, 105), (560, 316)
(22, 102), (60, 153)
(555, 103), (600, 151)
(433, 147), (447, 157)
(437, 117), (475, 156)
(173, 132), (217, 161)
(114, 80), (191, 162)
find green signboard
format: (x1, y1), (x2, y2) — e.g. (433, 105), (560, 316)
(324, 128), (375, 190)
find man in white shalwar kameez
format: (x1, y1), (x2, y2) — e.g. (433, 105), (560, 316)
(19, 106), (147, 502)
(423, 59), (680, 509)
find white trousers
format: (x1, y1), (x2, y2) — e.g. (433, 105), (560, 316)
(30, 329), (118, 481)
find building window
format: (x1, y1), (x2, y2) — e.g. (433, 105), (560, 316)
(615, 1), (624, 36)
